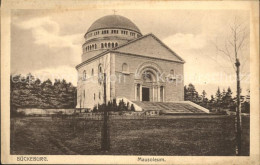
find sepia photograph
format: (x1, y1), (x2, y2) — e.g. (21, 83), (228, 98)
(1, 0), (259, 164)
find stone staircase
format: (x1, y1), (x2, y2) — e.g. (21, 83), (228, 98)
(132, 101), (209, 114)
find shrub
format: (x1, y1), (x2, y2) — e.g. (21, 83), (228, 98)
(11, 111), (26, 118)
(93, 105), (98, 112)
(130, 104), (135, 111)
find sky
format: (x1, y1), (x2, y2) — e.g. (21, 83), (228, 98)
(11, 9), (250, 97)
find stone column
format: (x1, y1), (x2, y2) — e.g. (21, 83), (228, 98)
(152, 86), (154, 102)
(162, 86), (164, 102)
(140, 84), (142, 101)
(157, 85), (160, 102)
(134, 84), (137, 101)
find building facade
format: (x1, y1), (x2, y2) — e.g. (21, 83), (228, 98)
(76, 15), (185, 109)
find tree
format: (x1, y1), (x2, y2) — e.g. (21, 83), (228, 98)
(241, 89), (250, 113)
(93, 105), (98, 112)
(201, 90), (207, 101)
(10, 73), (77, 111)
(215, 87), (222, 110)
(184, 85), (188, 100)
(222, 87), (235, 110)
(200, 90), (208, 108)
(109, 99), (118, 111)
(118, 99), (127, 111)
(208, 95), (215, 111)
(98, 55), (111, 152)
(222, 89), (226, 101)
(184, 83), (200, 103)
(213, 17), (249, 156)
(209, 95), (215, 104)
(130, 104), (135, 111)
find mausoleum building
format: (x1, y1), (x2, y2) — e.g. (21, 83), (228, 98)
(76, 15), (185, 109)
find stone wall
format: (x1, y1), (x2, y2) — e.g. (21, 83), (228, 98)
(77, 53), (112, 109)
(114, 52), (184, 101)
(17, 108), (75, 115)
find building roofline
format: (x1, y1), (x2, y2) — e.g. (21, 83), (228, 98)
(112, 33), (185, 62)
(76, 34), (150, 69)
(149, 34), (185, 62)
(110, 50), (185, 64)
(76, 33), (185, 69)
(76, 50), (110, 69)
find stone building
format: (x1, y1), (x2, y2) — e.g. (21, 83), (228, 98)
(76, 15), (185, 109)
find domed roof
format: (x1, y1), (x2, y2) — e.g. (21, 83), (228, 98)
(87, 15), (141, 34)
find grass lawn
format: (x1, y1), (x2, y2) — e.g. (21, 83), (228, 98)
(10, 115), (249, 155)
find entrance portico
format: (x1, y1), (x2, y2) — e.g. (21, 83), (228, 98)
(134, 62), (165, 102)
(135, 83), (165, 102)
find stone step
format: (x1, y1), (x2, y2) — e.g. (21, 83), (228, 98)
(132, 101), (208, 114)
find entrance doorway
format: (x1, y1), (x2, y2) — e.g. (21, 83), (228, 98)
(142, 87), (150, 101)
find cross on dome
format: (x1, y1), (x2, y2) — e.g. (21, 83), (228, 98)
(113, 9), (117, 15)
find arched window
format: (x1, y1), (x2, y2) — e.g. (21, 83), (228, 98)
(98, 64), (103, 85)
(101, 43), (104, 48)
(105, 43), (107, 48)
(99, 92), (101, 99)
(83, 70), (86, 80)
(112, 43), (114, 48)
(115, 43), (118, 47)
(122, 63), (128, 72)
(92, 44), (94, 49)
(95, 44), (97, 49)
(98, 64), (103, 75)
(108, 43), (110, 48)
(91, 69), (94, 76)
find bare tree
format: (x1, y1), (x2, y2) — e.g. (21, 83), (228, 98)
(99, 54), (111, 152)
(214, 17), (249, 156)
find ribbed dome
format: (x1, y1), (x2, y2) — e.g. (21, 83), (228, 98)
(87, 15), (141, 34)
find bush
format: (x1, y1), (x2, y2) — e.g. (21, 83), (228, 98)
(130, 104), (135, 111)
(11, 111), (26, 118)
(242, 102), (250, 113)
(91, 100), (135, 112)
(93, 105), (98, 112)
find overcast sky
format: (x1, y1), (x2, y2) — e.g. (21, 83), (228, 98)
(11, 9), (250, 97)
